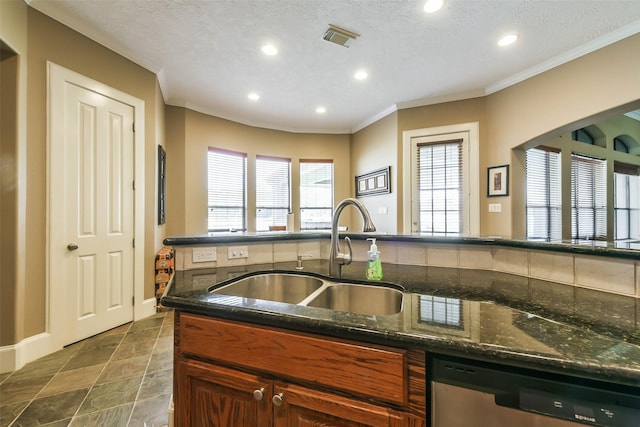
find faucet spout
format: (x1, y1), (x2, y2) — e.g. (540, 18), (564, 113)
(329, 198), (376, 277)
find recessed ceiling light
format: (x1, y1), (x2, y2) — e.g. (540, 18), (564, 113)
(248, 93), (260, 101)
(423, 0), (444, 13)
(354, 70), (368, 80)
(498, 33), (519, 47)
(261, 44), (278, 56)
(316, 106), (326, 114)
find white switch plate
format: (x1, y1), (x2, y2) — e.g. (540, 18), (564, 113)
(377, 206), (388, 215)
(228, 246), (249, 260)
(192, 247), (217, 263)
(488, 203), (502, 213)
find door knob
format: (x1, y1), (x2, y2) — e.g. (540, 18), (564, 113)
(67, 243), (79, 251)
(272, 393), (284, 406)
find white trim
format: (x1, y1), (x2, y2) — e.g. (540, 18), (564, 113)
(0, 333), (51, 373)
(46, 62), (146, 353)
(402, 122), (480, 235)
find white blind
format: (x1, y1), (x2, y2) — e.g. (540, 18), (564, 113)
(300, 160), (333, 230)
(256, 156), (290, 231)
(416, 140), (462, 234)
(207, 148), (247, 232)
(614, 162), (640, 241)
(526, 147), (561, 241)
(571, 154), (606, 240)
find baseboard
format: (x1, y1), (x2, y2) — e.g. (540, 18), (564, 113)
(0, 332), (57, 374)
(2, 298), (159, 374)
(139, 297), (158, 319)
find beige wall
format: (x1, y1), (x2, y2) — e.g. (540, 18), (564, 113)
(351, 112), (398, 233)
(0, 0), (28, 347)
(0, 4), (164, 346)
(168, 109), (352, 235)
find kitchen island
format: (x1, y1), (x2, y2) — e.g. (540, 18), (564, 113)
(162, 233), (640, 426)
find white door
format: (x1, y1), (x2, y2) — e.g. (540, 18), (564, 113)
(59, 82), (135, 344)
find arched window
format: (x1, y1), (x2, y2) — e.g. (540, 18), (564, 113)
(572, 128), (594, 145)
(614, 137), (629, 153)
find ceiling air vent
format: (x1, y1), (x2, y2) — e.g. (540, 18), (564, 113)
(322, 24), (360, 48)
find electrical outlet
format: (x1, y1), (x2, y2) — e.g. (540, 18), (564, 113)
(192, 247), (217, 263)
(227, 246), (249, 260)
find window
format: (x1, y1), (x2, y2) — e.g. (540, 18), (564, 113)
(572, 128), (595, 145)
(207, 148), (247, 232)
(571, 154), (606, 240)
(300, 160), (333, 230)
(415, 139), (463, 234)
(526, 147), (561, 241)
(614, 162), (640, 241)
(256, 156), (290, 231)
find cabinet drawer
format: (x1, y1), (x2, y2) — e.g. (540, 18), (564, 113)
(179, 313), (407, 405)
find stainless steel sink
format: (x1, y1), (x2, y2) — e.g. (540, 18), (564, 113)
(305, 284), (403, 316)
(210, 273), (324, 304)
(210, 272), (403, 316)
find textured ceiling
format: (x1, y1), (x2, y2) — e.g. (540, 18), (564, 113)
(28, 0), (640, 133)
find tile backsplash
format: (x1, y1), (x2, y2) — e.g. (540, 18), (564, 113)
(174, 239), (639, 298)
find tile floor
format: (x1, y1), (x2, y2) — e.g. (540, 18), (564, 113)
(0, 310), (174, 427)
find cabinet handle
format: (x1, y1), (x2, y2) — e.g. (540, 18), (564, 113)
(253, 388), (265, 401)
(272, 392), (284, 406)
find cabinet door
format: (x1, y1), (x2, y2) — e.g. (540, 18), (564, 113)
(176, 357), (273, 427)
(272, 382), (405, 427)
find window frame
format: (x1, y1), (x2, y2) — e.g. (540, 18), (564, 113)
(525, 146), (562, 241)
(207, 147), (247, 232)
(299, 159), (334, 231)
(255, 155), (291, 232)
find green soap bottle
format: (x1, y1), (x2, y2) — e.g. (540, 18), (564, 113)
(366, 238), (383, 281)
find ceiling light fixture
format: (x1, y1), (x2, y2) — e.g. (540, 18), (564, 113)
(316, 107), (326, 114)
(498, 33), (519, 47)
(354, 70), (368, 80)
(424, 0), (444, 13)
(261, 44), (278, 56)
(248, 93), (260, 101)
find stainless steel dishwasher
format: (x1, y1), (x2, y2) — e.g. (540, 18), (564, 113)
(431, 357), (640, 427)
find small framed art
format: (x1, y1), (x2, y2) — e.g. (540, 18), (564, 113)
(487, 165), (509, 197)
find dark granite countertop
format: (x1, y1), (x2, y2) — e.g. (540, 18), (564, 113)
(164, 232), (640, 260)
(161, 260), (640, 389)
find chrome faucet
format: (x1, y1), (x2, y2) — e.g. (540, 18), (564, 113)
(329, 198), (376, 277)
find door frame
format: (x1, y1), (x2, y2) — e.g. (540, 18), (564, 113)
(402, 122), (480, 235)
(46, 62), (147, 349)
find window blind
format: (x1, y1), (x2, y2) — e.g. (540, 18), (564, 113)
(614, 162), (640, 241)
(256, 156), (290, 231)
(571, 154), (606, 240)
(416, 140), (462, 234)
(300, 160), (333, 230)
(207, 148), (247, 232)
(526, 147), (561, 241)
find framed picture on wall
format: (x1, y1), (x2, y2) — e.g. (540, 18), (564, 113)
(158, 145), (166, 224)
(355, 166), (391, 197)
(487, 164), (509, 197)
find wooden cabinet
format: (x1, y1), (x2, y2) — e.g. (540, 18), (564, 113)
(174, 312), (426, 427)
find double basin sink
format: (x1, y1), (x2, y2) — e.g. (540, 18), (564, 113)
(209, 272), (403, 316)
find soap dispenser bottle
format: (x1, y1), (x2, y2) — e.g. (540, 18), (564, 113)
(366, 238), (383, 281)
